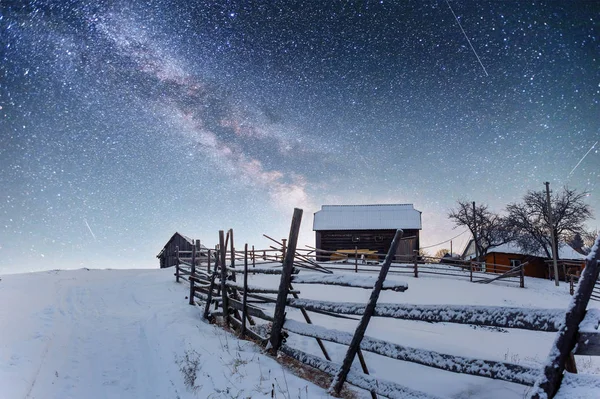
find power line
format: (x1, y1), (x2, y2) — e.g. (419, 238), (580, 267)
(421, 229), (469, 249)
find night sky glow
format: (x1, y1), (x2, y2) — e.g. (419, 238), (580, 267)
(1, 1), (598, 273)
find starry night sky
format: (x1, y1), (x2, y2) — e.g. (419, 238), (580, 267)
(1, 0), (599, 273)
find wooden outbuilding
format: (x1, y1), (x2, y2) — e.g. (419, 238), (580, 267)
(461, 240), (586, 280)
(313, 204), (422, 261)
(157, 232), (208, 269)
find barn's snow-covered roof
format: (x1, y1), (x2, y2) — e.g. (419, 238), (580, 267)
(313, 204), (422, 231)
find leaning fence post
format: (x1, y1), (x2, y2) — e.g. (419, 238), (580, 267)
(528, 236), (600, 398)
(189, 242), (196, 305)
(241, 243), (249, 338)
(330, 229), (404, 396)
(269, 208), (303, 354)
(175, 245), (180, 283)
(204, 252), (219, 320)
(219, 230), (230, 327)
(413, 250), (419, 278)
(282, 238), (287, 264)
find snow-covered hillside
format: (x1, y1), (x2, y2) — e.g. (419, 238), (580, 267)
(1, 267), (599, 398)
(0, 268), (331, 399)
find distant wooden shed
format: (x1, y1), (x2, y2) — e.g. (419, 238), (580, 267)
(157, 232), (206, 269)
(313, 204), (422, 261)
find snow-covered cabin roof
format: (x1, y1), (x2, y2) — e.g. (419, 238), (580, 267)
(156, 232), (208, 257)
(463, 239), (585, 260)
(313, 204), (422, 231)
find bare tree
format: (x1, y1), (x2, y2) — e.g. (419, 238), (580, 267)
(582, 229), (600, 254)
(448, 201), (513, 260)
(505, 187), (593, 259)
(434, 248), (450, 258)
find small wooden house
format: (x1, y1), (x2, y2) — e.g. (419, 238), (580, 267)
(313, 204), (422, 261)
(462, 240), (585, 280)
(157, 232), (207, 269)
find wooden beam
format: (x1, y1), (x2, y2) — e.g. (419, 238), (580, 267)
(331, 229), (404, 395)
(269, 208), (303, 354)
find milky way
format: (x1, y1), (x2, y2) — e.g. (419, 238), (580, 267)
(1, 1), (598, 272)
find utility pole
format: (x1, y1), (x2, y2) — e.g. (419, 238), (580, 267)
(472, 201), (479, 262)
(545, 182), (560, 286)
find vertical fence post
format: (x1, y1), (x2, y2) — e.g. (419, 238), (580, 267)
(413, 250), (419, 278)
(354, 247), (358, 273)
(269, 208), (303, 354)
(242, 243), (249, 338)
(204, 252), (219, 320)
(207, 249), (211, 274)
(470, 261), (474, 282)
(219, 230), (229, 327)
(175, 245), (180, 283)
(330, 229), (404, 396)
(252, 245), (255, 270)
(520, 264), (525, 288)
(189, 242), (196, 305)
(230, 229), (236, 281)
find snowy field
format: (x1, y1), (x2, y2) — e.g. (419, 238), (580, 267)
(1, 266), (599, 398)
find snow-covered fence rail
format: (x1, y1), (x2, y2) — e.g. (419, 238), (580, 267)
(295, 248), (525, 287)
(287, 299), (565, 332)
(284, 319), (540, 386)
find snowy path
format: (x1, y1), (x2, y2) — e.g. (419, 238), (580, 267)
(0, 269), (331, 399)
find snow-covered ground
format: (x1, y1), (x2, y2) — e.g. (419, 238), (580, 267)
(1, 266), (599, 398)
(0, 268), (331, 399)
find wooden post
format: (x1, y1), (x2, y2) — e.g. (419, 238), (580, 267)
(282, 238), (287, 263)
(269, 208), (303, 354)
(545, 182), (560, 287)
(570, 275), (575, 296)
(189, 242), (196, 305)
(519, 264), (525, 288)
(330, 229), (404, 396)
(219, 230), (229, 326)
(229, 229), (236, 282)
(204, 252), (219, 320)
(472, 201), (479, 262)
(175, 245), (180, 283)
(207, 249), (211, 274)
(356, 350), (377, 399)
(355, 247), (358, 273)
(252, 245), (255, 270)
(528, 239), (600, 398)
(241, 244), (249, 338)
(470, 261), (474, 282)
(413, 250), (419, 278)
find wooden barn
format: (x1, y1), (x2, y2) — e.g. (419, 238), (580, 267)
(313, 204), (422, 261)
(462, 240), (586, 280)
(157, 232), (208, 269)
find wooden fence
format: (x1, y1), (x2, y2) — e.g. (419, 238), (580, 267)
(172, 209), (600, 399)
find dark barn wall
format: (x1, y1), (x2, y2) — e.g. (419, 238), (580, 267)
(159, 234), (194, 268)
(316, 229), (420, 261)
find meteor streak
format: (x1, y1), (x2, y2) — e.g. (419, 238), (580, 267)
(84, 219), (97, 241)
(568, 141), (598, 177)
